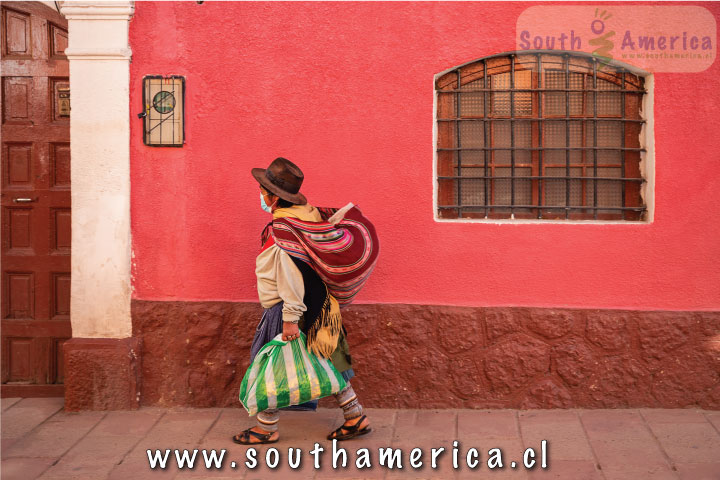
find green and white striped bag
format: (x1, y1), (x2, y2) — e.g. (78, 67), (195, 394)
(239, 332), (347, 416)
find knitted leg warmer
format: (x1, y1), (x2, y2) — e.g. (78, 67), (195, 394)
(256, 408), (280, 432)
(334, 382), (363, 420)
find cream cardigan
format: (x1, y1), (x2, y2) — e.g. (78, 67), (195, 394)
(255, 203), (325, 323)
(255, 243), (306, 323)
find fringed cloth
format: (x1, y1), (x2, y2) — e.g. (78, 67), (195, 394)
(261, 204), (380, 358)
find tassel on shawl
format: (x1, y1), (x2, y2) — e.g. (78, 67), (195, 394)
(306, 285), (342, 359)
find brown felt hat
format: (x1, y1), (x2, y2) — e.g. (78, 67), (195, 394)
(251, 157), (307, 205)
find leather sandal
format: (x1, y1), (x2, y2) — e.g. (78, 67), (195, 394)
(232, 427), (279, 445)
(327, 415), (372, 441)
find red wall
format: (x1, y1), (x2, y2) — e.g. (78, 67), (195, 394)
(129, 1), (720, 311)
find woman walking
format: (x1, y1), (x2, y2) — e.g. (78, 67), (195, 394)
(233, 157), (379, 445)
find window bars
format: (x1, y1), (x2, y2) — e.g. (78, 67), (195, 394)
(436, 51), (647, 221)
(141, 75), (185, 147)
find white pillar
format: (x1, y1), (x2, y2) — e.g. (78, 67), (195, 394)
(59, 1), (134, 338)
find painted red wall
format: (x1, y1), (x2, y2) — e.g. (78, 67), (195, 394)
(129, 1), (720, 311)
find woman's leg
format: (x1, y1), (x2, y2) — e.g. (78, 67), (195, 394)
(256, 408), (280, 432)
(233, 408), (280, 444)
(234, 304), (284, 444)
(328, 382), (371, 440)
(335, 383), (363, 420)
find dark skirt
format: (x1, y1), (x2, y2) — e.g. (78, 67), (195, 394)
(250, 301), (354, 411)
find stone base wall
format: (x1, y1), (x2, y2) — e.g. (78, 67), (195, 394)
(63, 337), (142, 411)
(131, 300), (720, 409)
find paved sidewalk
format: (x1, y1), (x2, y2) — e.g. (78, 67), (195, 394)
(1, 398), (719, 480)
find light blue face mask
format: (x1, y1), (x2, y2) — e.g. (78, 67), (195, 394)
(260, 193), (273, 213)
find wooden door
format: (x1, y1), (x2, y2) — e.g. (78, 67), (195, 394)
(1, 2), (70, 397)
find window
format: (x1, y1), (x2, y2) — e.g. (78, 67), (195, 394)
(435, 51), (647, 221)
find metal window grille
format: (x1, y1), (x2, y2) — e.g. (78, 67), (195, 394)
(436, 50), (647, 221)
(141, 75), (185, 147)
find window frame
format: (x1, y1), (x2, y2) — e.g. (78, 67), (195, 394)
(433, 49), (652, 223)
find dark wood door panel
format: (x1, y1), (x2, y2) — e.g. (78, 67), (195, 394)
(2, 76), (53, 127)
(2, 266), (71, 320)
(0, 62), (68, 77)
(1, 125), (69, 141)
(1, 2), (69, 398)
(2, 2), (68, 60)
(2, 320), (72, 337)
(1, 334), (69, 393)
(2, 6), (32, 58)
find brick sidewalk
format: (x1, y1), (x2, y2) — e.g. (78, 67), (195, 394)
(1, 398), (719, 479)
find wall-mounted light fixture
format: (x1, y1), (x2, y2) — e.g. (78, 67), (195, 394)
(138, 75), (185, 147)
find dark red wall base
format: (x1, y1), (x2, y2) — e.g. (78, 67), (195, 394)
(63, 337), (142, 411)
(131, 300), (720, 409)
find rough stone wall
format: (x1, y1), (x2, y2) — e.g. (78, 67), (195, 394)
(131, 300), (720, 409)
(64, 337), (142, 411)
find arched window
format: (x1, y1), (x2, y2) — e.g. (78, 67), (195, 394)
(435, 50), (648, 221)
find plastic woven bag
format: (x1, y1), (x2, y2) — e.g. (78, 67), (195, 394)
(239, 331), (347, 416)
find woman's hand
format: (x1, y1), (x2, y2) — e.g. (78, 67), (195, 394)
(282, 322), (300, 341)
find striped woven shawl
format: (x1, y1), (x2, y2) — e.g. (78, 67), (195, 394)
(261, 205), (380, 307)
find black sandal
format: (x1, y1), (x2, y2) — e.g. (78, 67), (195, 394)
(327, 415), (372, 441)
(232, 428), (279, 445)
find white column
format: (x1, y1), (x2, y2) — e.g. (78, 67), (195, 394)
(59, 1), (135, 338)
